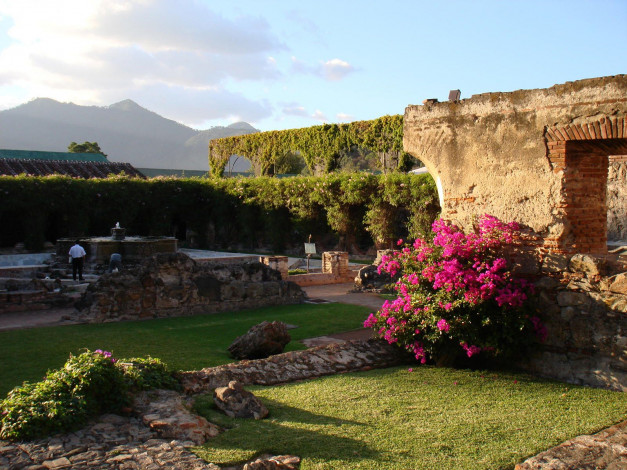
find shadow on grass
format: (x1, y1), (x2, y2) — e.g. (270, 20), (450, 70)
(193, 395), (378, 467)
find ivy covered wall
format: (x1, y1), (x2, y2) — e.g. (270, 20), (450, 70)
(209, 115), (416, 177)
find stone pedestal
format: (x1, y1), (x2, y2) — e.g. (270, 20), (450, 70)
(322, 251), (349, 277)
(111, 227), (126, 240)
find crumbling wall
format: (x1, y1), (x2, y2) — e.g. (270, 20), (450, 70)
(404, 75), (627, 256)
(76, 252), (304, 322)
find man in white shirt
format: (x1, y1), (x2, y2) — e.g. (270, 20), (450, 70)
(68, 240), (87, 281)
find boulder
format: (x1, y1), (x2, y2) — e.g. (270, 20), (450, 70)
(213, 381), (269, 419)
(354, 264), (394, 291)
(228, 321), (291, 359)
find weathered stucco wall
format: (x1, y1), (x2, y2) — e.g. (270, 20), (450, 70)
(404, 75), (627, 255)
(608, 158), (627, 242)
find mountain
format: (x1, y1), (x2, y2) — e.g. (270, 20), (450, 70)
(0, 98), (259, 171)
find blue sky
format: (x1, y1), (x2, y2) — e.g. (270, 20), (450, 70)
(0, 0), (625, 131)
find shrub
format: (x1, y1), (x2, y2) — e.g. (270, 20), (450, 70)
(0, 350), (179, 441)
(365, 215), (544, 366)
(117, 356), (181, 392)
(288, 268), (308, 275)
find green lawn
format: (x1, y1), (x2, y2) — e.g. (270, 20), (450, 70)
(0, 302), (372, 396)
(193, 366), (627, 470)
(2, 302), (626, 469)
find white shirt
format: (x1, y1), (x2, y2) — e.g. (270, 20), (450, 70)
(69, 244), (86, 259)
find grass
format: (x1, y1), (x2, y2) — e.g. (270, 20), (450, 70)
(0, 302), (372, 396)
(2, 301), (626, 468)
(193, 366), (627, 470)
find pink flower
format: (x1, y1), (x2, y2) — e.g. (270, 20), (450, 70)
(363, 313), (377, 328)
(460, 342), (481, 357)
(436, 318), (450, 333)
(530, 316), (548, 342)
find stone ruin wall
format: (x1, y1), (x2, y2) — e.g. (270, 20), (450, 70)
(404, 76), (627, 390)
(75, 252), (305, 323)
(404, 75), (627, 258)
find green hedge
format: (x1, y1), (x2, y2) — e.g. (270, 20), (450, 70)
(0, 173), (439, 253)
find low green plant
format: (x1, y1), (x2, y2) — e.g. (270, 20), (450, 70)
(117, 356), (181, 392)
(0, 350), (178, 441)
(288, 268), (308, 275)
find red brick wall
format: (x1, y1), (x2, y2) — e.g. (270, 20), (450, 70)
(545, 117), (627, 255)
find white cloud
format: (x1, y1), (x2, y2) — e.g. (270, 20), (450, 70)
(0, 0), (283, 125)
(290, 56), (355, 82)
(312, 109), (327, 122)
(321, 58), (354, 81)
(283, 104), (309, 117)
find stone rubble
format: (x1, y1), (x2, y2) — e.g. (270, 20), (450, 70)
(213, 381), (269, 420)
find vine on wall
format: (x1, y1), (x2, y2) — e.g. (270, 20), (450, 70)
(209, 115), (414, 177)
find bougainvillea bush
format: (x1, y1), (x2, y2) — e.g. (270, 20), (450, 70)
(365, 215), (546, 366)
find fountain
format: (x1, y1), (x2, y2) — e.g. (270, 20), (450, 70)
(56, 224), (178, 266)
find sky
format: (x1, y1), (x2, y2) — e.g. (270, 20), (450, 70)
(0, 0), (625, 132)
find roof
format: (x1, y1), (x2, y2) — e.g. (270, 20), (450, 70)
(0, 149), (108, 163)
(137, 168), (210, 178)
(0, 158), (145, 179)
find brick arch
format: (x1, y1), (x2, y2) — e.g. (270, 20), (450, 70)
(545, 115), (627, 254)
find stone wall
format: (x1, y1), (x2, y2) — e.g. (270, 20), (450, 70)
(525, 258), (626, 391)
(76, 252), (305, 322)
(404, 76), (627, 390)
(178, 339), (410, 394)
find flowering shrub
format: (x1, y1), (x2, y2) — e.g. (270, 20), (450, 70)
(365, 215), (543, 365)
(0, 350), (179, 441)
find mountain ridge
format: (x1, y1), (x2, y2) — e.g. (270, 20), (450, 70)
(0, 98), (259, 170)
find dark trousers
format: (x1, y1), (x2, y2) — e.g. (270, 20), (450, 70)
(72, 258), (84, 281)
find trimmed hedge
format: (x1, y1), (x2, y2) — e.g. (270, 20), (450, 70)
(0, 172), (439, 253)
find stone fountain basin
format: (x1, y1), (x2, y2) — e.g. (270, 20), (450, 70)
(56, 237), (178, 265)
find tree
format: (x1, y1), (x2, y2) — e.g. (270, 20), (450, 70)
(68, 141), (107, 157)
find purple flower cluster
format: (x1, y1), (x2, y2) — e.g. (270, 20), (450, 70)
(365, 215), (543, 364)
(94, 349), (117, 363)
